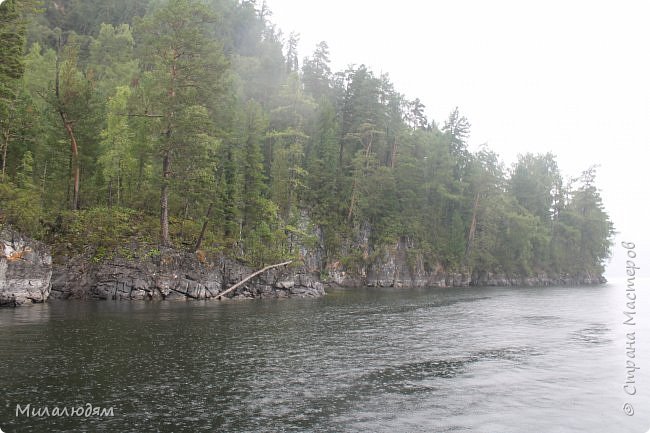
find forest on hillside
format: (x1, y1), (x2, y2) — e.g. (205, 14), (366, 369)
(0, 0), (614, 278)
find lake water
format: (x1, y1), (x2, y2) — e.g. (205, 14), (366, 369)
(1, 281), (649, 432)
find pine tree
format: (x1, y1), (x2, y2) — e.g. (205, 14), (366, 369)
(134, 0), (231, 246)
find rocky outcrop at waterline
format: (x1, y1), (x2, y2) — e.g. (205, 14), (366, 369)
(468, 271), (605, 287)
(49, 246), (602, 304)
(0, 227), (52, 306)
(50, 249), (325, 301)
(3, 225), (605, 306)
(325, 236), (606, 288)
(327, 261), (604, 289)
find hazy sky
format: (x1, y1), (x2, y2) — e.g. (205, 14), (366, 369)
(265, 0), (649, 277)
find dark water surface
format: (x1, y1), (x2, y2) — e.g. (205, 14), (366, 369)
(1, 283), (649, 432)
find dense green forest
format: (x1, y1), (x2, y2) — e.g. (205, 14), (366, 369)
(0, 0), (613, 278)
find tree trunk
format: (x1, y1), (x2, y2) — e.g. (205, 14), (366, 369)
(160, 151), (171, 246)
(61, 115), (80, 210)
(215, 260), (293, 299)
(347, 176), (358, 222)
(159, 50), (178, 247)
(107, 179), (113, 208)
(73, 156), (80, 209)
(364, 132), (373, 168)
(116, 169), (121, 206)
(1, 129), (9, 182)
(465, 192), (480, 259)
(194, 202), (214, 252)
(41, 159), (47, 197)
(390, 137), (398, 169)
(54, 46), (81, 211)
(137, 154), (145, 192)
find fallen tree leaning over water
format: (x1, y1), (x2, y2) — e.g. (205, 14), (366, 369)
(215, 260), (293, 300)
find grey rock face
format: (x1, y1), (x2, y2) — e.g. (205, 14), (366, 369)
(326, 236), (605, 289)
(52, 249), (324, 301)
(0, 228), (52, 306)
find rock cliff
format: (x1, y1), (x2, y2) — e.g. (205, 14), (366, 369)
(51, 249), (324, 301)
(0, 228), (52, 306)
(5, 224), (604, 307)
(325, 237), (606, 288)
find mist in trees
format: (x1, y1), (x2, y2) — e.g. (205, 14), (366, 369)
(0, 0), (614, 278)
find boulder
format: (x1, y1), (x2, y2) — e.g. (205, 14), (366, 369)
(0, 228), (52, 306)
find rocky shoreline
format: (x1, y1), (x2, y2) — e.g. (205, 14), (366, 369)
(327, 237), (606, 288)
(50, 250), (325, 301)
(324, 265), (605, 289)
(1, 229), (605, 307)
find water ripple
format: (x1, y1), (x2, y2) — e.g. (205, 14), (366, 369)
(571, 323), (612, 345)
(1, 285), (647, 433)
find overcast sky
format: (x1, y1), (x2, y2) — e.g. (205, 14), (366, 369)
(265, 0), (649, 277)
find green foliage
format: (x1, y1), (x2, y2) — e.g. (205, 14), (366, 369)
(133, 0), (232, 245)
(302, 41), (332, 101)
(98, 85), (137, 206)
(0, 0), (614, 279)
(89, 23), (138, 98)
(0, 181), (43, 237)
(41, 0), (149, 38)
(509, 153), (562, 221)
(44, 206), (159, 260)
(0, 0), (27, 81)
(550, 166), (614, 275)
(144, 247), (161, 259)
(65, 207), (140, 246)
